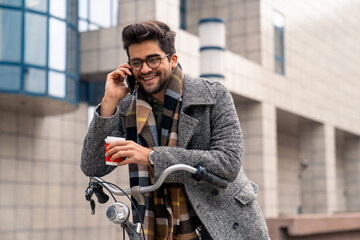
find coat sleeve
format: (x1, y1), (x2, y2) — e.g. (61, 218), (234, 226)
(80, 102), (127, 177)
(153, 82), (243, 184)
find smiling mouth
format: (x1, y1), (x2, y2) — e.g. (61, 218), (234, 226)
(142, 75), (158, 81)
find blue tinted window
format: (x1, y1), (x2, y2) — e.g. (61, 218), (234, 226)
(180, 0), (186, 30)
(111, 0), (118, 27)
(50, 0), (66, 19)
(0, 0), (22, 7)
(0, 9), (22, 62)
(49, 18), (66, 71)
(25, 0), (47, 12)
(273, 11), (285, 75)
(48, 71), (66, 98)
(24, 67), (46, 93)
(79, 0), (118, 32)
(78, 19), (88, 32)
(79, 0), (87, 19)
(0, 65), (21, 91)
(80, 81), (105, 106)
(0, 1), (79, 104)
(89, 0), (111, 28)
(25, 12), (47, 66)
(274, 27), (284, 74)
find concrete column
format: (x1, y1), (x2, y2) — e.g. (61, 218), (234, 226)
(299, 122), (324, 213)
(237, 101), (278, 217)
(335, 130), (360, 212)
(324, 124), (337, 213)
(345, 135), (360, 211)
(299, 123), (337, 214)
(261, 103), (278, 217)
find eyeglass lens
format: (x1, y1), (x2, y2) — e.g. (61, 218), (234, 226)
(129, 54), (168, 70)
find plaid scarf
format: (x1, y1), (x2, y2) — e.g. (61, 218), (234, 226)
(126, 66), (199, 240)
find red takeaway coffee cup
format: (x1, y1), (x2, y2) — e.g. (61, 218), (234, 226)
(105, 136), (125, 165)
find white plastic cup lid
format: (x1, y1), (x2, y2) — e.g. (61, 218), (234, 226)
(105, 136), (125, 143)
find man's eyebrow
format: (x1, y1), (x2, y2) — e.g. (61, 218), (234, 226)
(129, 53), (161, 61)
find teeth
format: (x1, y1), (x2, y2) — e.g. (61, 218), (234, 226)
(144, 76), (156, 81)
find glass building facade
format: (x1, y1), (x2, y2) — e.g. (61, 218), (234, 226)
(78, 0), (118, 32)
(0, 0), (79, 105)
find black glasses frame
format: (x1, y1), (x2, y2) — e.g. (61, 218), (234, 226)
(128, 54), (169, 71)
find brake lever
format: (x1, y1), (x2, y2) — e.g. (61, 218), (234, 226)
(90, 199), (96, 215)
(85, 184), (94, 201)
(86, 183), (96, 215)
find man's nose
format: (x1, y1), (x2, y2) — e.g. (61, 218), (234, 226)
(141, 62), (152, 74)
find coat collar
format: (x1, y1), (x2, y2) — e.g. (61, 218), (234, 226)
(181, 74), (216, 111)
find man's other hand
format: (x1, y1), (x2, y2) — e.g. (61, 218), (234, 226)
(105, 140), (152, 166)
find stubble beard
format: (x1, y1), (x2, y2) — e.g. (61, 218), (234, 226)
(138, 68), (173, 95)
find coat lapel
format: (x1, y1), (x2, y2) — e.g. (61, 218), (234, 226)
(178, 112), (199, 148)
(178, 75), (216, 148)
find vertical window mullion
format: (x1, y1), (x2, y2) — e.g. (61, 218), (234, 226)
(45, 0), (50, 95)
(21, 1), (25, 92)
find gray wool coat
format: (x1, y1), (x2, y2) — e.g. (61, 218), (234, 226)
(81, 74), (270, 239)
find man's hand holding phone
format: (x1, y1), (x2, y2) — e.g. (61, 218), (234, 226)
(101, 64), (133, 117)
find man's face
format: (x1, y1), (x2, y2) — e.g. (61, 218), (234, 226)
(128, 40), (177, 95)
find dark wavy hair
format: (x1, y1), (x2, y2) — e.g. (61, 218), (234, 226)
(122, 20), (176, 59)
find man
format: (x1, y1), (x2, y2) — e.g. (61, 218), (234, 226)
(81, 20), (269, 239)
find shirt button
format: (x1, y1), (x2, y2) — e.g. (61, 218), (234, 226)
(212, 189), (219, 196)
(233, 222), (240, 229)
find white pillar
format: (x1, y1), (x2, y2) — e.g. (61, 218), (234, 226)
(325, 124), (337, 213)
(199, 18), (225, 82)
(238, 101), (278, 217)
(261, 103), (278, 217)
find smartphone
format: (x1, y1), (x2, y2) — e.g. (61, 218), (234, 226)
(125, 72), (136, 94)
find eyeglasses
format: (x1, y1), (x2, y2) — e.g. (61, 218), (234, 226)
(128, 54), (169, 71)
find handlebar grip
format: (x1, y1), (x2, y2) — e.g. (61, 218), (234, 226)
(94, 184), (109, 204)
(134, 205), (146, 224)
(192, 165), (229, 189)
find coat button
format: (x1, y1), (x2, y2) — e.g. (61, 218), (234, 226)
(212, 189), (219, 196)
(233, 222), (240, 229)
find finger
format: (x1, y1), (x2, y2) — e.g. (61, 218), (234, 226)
(111, 69), (127, 80)
(116, 158), (131, 167)
(107, 140), (133, 149)
(117, 64), (132, 75)
(110, 150), (132, 162)
(107, 71), (124, 84)
(118, 68), (132, 77)
(105, 145), (128, 158)
(118, 63), (131, 71)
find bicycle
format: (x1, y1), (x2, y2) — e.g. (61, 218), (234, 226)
(85, 164), (229, 240)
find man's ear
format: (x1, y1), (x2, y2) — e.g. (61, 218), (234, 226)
(170, 54), (178, 69)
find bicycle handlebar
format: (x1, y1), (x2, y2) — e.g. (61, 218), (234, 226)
(90, 164), (228, 197)
(86, 164), (229, 239)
